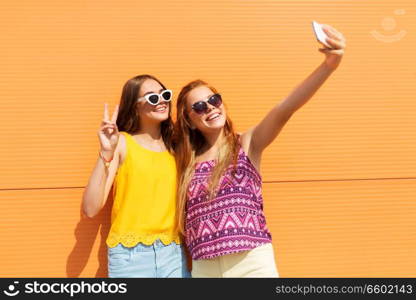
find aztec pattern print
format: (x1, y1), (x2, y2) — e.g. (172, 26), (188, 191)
(185, 146), (272, 260)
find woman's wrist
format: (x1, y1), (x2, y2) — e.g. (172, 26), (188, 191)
(320, 60), (338, 73)
(99, 150), (114, 168)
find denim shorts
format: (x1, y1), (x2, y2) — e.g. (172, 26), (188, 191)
(108, 239), (191, 278)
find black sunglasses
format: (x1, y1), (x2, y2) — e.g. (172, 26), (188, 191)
(191, 93), (222, 114)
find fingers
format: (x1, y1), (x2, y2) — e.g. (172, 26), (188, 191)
(103, 103), (109, 121)
(322, 25), (346, 42)
(319, 48), (344, 56)
(112, 122), (119, 134)
(322, 27), (341, 41)
(101, 120), (117, 128)
(101, 124), (115, 131)
(100, 119), (118, 134)
(101, 120), (116, 125)
(103, 103), (119, 124)
(325, 37), (345, 50)
(100, 124), (117, 135)
(111, 104), (119, 123)
(322, 24), (342, 37)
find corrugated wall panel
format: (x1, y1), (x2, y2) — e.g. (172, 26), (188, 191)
(0, 189), (112, 277)
(263, 180), (416, 277)
(1, 0), (415, 276)
(1, 180), (414, 277)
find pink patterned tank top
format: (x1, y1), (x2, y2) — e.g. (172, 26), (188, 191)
(185, 146), (272, 260)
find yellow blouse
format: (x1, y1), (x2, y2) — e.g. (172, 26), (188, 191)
(106, 131), (180, 248)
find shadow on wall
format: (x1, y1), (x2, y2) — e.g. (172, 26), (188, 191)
(66, 187), (114, 278)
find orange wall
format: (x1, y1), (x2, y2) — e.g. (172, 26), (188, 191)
(1, 0), (415, 277)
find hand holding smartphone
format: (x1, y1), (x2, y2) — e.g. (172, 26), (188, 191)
(311, 20), (332, 48)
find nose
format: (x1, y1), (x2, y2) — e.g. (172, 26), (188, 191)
(206, 103), (216, 112)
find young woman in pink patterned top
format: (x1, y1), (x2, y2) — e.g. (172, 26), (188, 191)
(174, 24), (346, 277)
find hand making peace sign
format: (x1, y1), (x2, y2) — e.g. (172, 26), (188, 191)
(98, 103), (120, 156)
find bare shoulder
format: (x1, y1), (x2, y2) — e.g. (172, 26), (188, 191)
(240, 127), (262, 172)
(117, 132), (127, 165)
(239, 128), (255, 154)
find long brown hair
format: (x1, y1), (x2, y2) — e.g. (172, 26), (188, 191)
(174, 79), (240, 235)
(116, 74), (175, 152)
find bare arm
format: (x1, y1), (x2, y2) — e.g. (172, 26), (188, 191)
(246, 24), (346, 155)
(82, 138), (123, 218)
(82, 103), (121, 218)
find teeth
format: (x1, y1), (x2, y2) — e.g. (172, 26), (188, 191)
(207, 113), (219, 121)
(155, 107), (166, 112)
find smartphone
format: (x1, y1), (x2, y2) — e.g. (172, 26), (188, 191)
(311, 20), (331, 48)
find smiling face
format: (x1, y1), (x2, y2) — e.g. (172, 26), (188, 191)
(186, 85), (226, 134)
(136, 79), (170, 124)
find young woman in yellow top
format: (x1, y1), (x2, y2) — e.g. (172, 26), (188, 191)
(82, 74), (190, 278)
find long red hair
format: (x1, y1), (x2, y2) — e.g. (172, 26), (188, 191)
(174, 80), (240, 235)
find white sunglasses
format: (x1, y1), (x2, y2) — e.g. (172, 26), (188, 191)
(137, 89), (172, 106)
